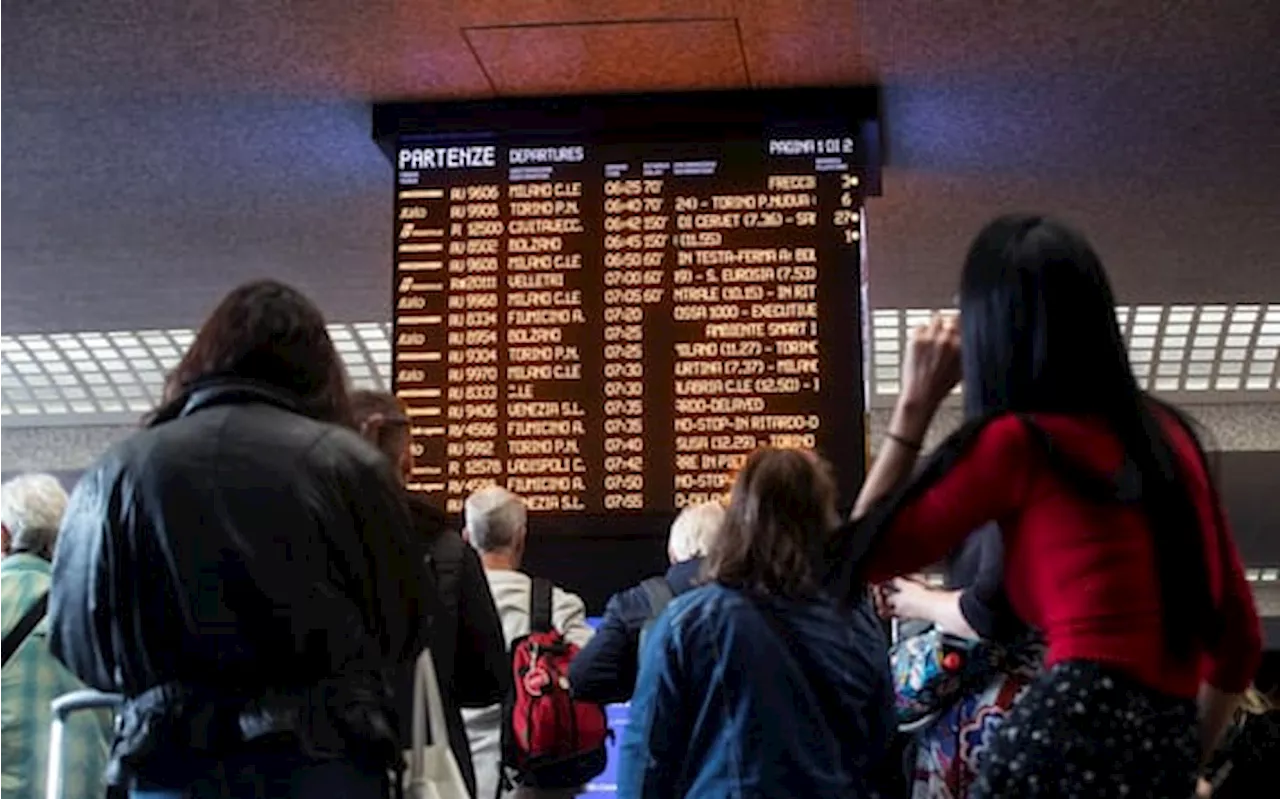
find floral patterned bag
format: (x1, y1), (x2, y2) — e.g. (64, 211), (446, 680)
(890, 627), (1006, 731)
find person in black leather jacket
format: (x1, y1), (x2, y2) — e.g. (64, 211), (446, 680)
(569, 501), (724, 704)
(352, 390), (509, 798)
(47, 281), (430, 799)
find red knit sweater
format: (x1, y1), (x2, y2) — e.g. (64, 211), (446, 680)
(867, 413), (1261, 697)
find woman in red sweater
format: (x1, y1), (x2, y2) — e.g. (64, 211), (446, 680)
(843, 215), (1261, 797)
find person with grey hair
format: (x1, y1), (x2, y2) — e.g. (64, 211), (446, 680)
(1, 474), (112, 799)
(569, 501), (726, 705)
(1, 473), (67, 560)
(460, 486), (593, 799)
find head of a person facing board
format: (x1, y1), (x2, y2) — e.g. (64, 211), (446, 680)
(958, 214), (1135, 419)
(667, 500), (727, 565)
(153, 279), (352, 427)
(703, 447), (838, 601)
(349, 389), (414, 485)
(463, 486), (529, 570)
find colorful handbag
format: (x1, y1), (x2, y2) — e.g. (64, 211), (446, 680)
(890, 626), (1006, 731)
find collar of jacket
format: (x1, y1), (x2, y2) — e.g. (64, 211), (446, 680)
(149, 378), (308, 427)
(0, 552), (51, 576)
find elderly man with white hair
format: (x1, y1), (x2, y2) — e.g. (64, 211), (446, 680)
(1, 474), (112, 799)
(569, 500), (725, 705)
(459, 486), (594, 799)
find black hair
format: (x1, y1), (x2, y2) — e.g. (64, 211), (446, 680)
(958, 214), (1220, 659)
(842, 215), (1224, 660)
(157, 280), (352, 426)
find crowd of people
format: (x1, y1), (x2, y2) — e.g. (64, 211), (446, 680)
(0, 214), (1272, 799)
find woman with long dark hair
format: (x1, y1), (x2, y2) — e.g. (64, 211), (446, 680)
(835, 215), (1261, 796)
(48, 280), (428, 799)
(617, 448), (895, 799)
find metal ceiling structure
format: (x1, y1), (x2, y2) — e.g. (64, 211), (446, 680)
(4, 302), (1275, 427)
(869, 303), (1280, 404)
(0, 323), (390, 426)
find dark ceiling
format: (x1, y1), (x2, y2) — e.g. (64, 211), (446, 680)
(3, 0), (1278, 334)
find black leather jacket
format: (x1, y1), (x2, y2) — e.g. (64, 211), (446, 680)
(48, 380), (431, 787)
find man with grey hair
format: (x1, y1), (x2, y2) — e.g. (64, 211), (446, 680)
(460, 486), (593, 799)
(1, 474), (112, 799)
(569, 501), (726, 705)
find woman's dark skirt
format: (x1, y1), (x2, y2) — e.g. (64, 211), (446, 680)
(972, 660), (1198, 798)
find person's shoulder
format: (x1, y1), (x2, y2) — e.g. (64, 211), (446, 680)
(603, 580), (651, 619)
(309, 422), (388, 470)
(664, 583), (741, 629)
(947, 412), (1044, 468)
(406, 493), (453, 533)
(973, 412), (1034, 445)
(488, 568), (529, 591)
(551, 582), (586, 609)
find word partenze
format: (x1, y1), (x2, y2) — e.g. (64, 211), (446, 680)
(399, 146), (497, 170)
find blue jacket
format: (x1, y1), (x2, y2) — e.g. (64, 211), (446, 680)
(569, 558), (704, 704)
(618, 583), (895, 799)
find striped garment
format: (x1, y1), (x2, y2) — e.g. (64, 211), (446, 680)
(2, 554), (112, 799)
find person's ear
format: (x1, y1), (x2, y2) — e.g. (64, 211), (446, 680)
(358, 413), (385, 442)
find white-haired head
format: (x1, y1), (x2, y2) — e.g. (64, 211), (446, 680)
(1, 473), (69, 560)
(668, 500), (726, 564)
(464, 486), (528, 556)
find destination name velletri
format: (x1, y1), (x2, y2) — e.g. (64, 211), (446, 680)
(398, 145), (585, 170)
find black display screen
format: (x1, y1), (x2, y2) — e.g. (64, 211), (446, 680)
(378, 90), (876, 517)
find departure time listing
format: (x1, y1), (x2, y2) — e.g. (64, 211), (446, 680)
(393, 138), (863, 514)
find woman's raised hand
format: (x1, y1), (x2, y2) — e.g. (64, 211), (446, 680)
(900, 314), (962, 413)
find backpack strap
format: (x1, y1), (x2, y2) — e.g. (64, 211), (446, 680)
(639, 577), (676, 620)
(2, 592), (49, 667)
(529, 577), (554, 634)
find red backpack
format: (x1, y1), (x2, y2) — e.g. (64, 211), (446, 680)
(497, 577), (609, 795)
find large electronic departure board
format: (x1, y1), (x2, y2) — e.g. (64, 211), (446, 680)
(374, 90), (878, 516)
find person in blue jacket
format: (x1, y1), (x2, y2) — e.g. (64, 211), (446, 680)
(569, 501), (725, 704)
(617, 447), (895, 799)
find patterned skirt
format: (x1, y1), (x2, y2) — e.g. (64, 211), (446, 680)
(971, 660), (1198, 798)
(910, 645), (1041, 799)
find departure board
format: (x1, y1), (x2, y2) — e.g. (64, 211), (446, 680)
(376, 90), (876, 516)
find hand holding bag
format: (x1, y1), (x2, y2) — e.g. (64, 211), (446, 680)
(405, 649), (470, 799)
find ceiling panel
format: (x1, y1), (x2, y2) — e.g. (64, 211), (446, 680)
(731, 0), (870, 86)
(448, 0), (735, 28)
(864, 167), (1280, 309)
(466, 19), (749, 95)
(2, 0), (1278, 341)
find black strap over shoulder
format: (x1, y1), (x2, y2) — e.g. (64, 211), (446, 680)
(529, 577), (554, 634)
(2, 592), (49, 667)
(639, 576), (676, 619)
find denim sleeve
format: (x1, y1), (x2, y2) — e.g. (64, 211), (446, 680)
(617, 606), (688, 799)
